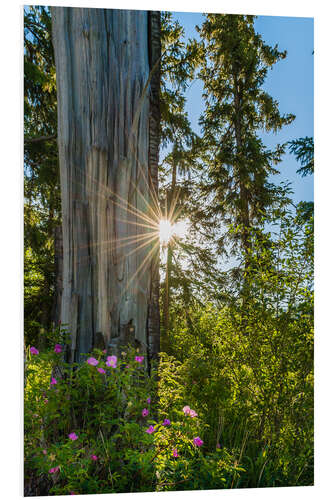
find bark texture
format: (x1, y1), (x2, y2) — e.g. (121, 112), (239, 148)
(51, 8), (160, 362)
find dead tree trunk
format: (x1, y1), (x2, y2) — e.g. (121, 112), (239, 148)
(51, 8), (160, 362)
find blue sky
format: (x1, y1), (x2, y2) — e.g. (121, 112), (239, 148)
(171, 11), (314, 204)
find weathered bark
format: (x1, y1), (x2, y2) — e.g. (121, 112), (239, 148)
(51, 8), (160, 362)
(146, 11), (161, 360)
(162, 160), (177, 351)
(51, 224), (63, 327)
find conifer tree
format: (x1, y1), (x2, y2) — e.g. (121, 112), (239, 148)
(198, 14), (295, 272)
(24, 6), (61, 345)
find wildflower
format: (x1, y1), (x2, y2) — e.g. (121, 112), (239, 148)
(87, 357), (98, 366)
(42, 449), (47, 455)
(162, 418), (171, 426)
(135, 355), (144, 363)
(172, 448), (179, 457)
(54, 344), (62, 353)
(68, 432), (78, 441)
(50, 377), (57, 385)
(182, 405), (191, 416)
(189, 409), (198, 418)
(121, 351), (126, 357)
(193, 436), (203, 447)
(146, 425), (155, 434)
(49, 466), (59, 474)
(44, 399), (48, 404)
(106, 355), (117, 368)
(102, 349), (107, 354)
(142, 408), (149, 417)
(90, 454), (98, 461)
(147, 397), (151, 404)
(97, 367), (106, 374)
(30, 346), (39, 355)
(216, 443), (221, 449)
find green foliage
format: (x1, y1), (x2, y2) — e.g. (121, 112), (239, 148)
(24, 344), (241, 495)
(24, 6), (61, 345)
(289, 137), (314, 177)
(167, 209), (314, 488)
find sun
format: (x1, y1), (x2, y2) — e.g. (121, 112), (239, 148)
(159, 218), (189, 245)
(159, 219), (173, 245)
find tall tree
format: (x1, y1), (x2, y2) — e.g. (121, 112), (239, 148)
(159, 13), (217, 346)
(51, 8), (161, 362)
(198, 14), (295, 272)
(24, 6), (61, 346)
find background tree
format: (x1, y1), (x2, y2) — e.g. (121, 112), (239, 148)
(198, 14), (295, 276)
(159, 13), (221, 349)
(24, 6), (61, 347)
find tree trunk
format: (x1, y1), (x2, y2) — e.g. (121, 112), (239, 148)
(52, 224), (63, 328)
(162, 159), (177, 351)
(51, 8), (160, 362)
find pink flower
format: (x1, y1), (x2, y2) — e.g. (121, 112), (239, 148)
(193, 436), (203, 447)
(42, 449), (47, 455)
(142, 408), (149, 417)
(70, 492), (77, 495)
(183, 405), (191, 415)
(49, 466), (59, 474)
(145, 425), (155, 434)
(162, 419), (171, 426)
(147, 397), (151, 404)
(50, 377), (57, 385)
(97, 367), (106, 374)
(135, 355), (144, 363)
(54, 344), (62, 353)
(216, 443), (221, 449)
(30, 346), (39, 355)
(106, 355), (117, 368)
(44, 399), (48, 404)
(68, 432), (78, 441)
(87, 357), (98, 366)
(189, 409), (198, 418)
(90, 454), (98, 461)
(172, 448), (179, 457)
(102, 349), (106, 354)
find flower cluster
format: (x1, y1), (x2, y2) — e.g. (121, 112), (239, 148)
(193, 436), (203, 447)
(146, 425), (155, 434)
(49, 466), (59, 474)
(106, 355), (117, 368)
(87, 357), (99, 366)
(183, 405), (198, 418)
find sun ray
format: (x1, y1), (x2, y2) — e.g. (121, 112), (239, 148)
(120, 239), (160, 298)
(123, 231), (159, 259)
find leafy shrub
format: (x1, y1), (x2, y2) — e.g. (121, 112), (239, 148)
(24, 343), (239, 495)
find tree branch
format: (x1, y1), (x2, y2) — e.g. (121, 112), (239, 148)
(24, 134), (57, 145)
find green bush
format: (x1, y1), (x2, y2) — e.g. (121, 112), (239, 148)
(24, 343), (240, 495)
